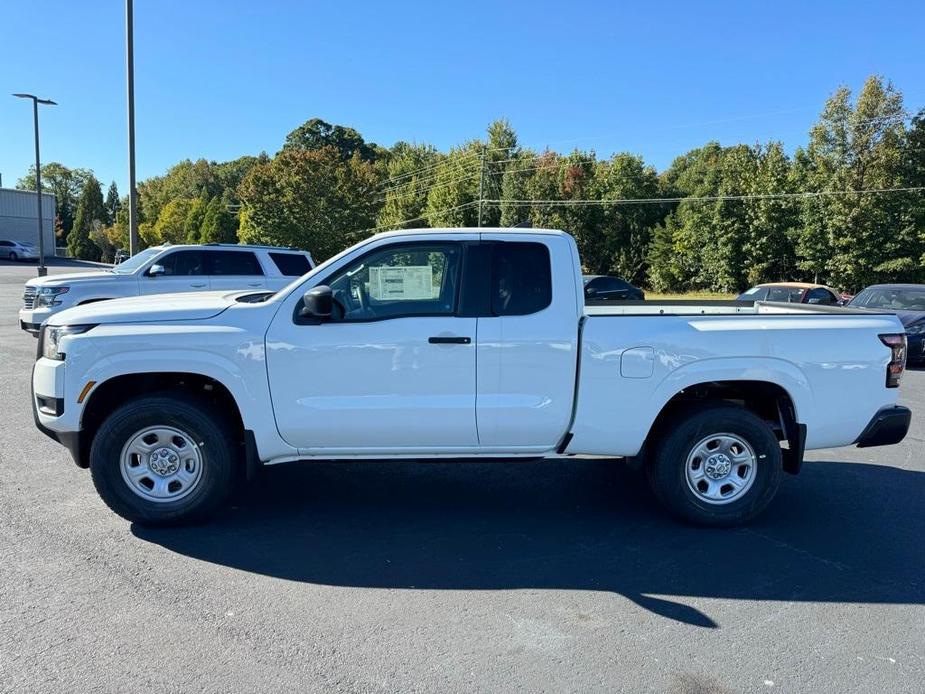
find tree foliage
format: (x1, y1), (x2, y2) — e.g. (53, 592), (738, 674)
(17, 162), (92, 240)
(23, 77), (925, 291)
(67, 175), (106, 261)
(238, 146), (380, 260)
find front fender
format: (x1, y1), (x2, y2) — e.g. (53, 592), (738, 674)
(63, 324), (297, 462)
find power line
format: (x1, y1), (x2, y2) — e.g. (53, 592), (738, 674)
(378, 151), (479, 188)
(354, 200), (479, 235)
(482, 186), (925, 207)
(379, 159), (480, 198)
(375, 167), (481, 204)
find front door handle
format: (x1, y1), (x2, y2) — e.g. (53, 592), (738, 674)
(191, 282), (207, 288)
(428, 336), (471, 344)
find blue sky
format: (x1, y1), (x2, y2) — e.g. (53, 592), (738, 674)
(2, 0), (924, 192)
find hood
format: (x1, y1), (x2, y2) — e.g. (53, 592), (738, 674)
(895, 310), (925, 329)
(47, 291), (238, 327)
(25, 270), (118, 287)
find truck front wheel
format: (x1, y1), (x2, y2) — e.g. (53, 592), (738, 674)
(646, 404), (783, 526)
(89, 394), (237, 525)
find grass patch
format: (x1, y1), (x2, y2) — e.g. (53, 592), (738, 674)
(645, 291), (737, 301)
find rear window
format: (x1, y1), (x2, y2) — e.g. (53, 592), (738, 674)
(269, 252), (312, 276)
(490, 242), (552, 316)
(206, 250), (263, 276)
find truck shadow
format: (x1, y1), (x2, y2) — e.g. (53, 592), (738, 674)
(132, 459), (925, 628)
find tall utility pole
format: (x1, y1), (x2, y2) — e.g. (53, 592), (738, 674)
(126, 0), (139, 255)
(13, 93), (56, 277)
(477, 150), (485, 228)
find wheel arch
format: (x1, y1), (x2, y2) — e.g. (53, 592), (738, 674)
(76, 371), (246, 469)
(641, 378), (805, 475)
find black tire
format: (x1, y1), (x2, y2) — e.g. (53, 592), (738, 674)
(89, 393), (238, 525)
(646, 404), (783, 527)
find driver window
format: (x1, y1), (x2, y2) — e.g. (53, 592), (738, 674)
(324, 243), (462, 321)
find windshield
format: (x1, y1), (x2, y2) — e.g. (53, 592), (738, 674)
(111, 247), (162, 274)
(850, 287), (925, 311)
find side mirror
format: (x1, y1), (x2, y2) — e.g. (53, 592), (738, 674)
(585, 287), (597, 298)
(301, 285), (333, 319)
(147, 264), (165, 277)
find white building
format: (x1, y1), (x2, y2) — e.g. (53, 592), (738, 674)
(0, 187), (57, 257)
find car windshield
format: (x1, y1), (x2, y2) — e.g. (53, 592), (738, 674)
(850, 287), (925, 311)
(110, 247), (162, 274)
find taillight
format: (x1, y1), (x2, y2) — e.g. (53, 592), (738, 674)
(880, 333), (907, 388)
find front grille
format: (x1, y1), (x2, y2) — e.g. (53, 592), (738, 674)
(23, 287), (37, 310)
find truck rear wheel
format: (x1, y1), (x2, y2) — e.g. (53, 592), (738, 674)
(646, 404), (782, 526)
(89, 394), (237, 525)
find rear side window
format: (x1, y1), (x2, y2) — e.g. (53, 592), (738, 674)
(490, 242), (552, 316)
(269, 252), (312, 276)
(206, 251), (263, 276)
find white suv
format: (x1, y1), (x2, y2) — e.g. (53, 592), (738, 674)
(19, 243), (314, 334)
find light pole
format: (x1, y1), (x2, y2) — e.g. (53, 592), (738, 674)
(12, 93), (56, 277)
(126, 0), (138, 256)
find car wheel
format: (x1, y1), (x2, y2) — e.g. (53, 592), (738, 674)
(646, 404), (783, 527)
(89, 393), (238, 525)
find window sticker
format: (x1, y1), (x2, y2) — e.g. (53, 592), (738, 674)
(369, 265), (434, 300)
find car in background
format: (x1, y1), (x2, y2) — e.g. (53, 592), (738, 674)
(849, 284), (925, 366)
(19, 243), (315, 334)
(583, 275), (645, 301)
(0, 239), (40, 262)
(737, 282), (842, 305)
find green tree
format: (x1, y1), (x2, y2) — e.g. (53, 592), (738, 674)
(104, 181), (121, 225)
(200, 196), (238, 244)
(67, 175), (106, 260)
(376, 142), (443, 229)
(743, 143), (798, 285)
(153, 198), (194, 245)
(423, 144), (481, 228)
(17, 162), (92, 239)
(238, 146), (380, 260)
(799, 77), (909, 289)
(184, 193), (210, 243)
(282, 118), (377, 161)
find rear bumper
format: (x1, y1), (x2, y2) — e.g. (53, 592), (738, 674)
(855, 406), (912, 448)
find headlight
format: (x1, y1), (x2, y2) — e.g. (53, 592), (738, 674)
(41, 324), (95, 361)
(35, 286), (70, 307)
(906, 323), (925, 336)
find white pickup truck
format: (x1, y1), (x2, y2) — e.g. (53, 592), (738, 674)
(19, 243), (314, 333)
(31, 228), (912, 527)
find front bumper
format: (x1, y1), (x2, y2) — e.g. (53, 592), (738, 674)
(19, 306), (56, 333)
(855, 406), (912, 448)
(31, 358), (85, 467)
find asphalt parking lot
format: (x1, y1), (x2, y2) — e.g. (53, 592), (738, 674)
(1, 260), (923, 694)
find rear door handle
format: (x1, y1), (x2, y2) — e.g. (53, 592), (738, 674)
(428, 336), (471, 344)
(191, 282), (207, 288)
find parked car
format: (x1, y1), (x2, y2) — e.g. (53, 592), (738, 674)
(737, 282), (842, 305)
(583, 275), (645, 301)
(0, 239), (40, 262)
(849, 284), (925, 366)
(18, 243), (315, 334)
(31, 228), (911, 528)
